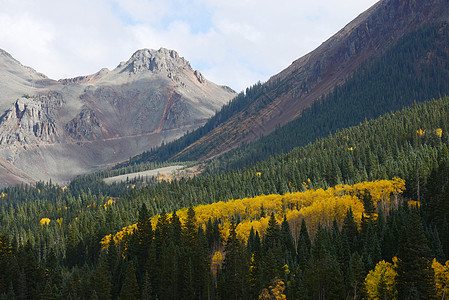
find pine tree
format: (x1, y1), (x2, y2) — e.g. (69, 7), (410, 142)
(220, 221), (247, 300)
(304, 225), (345, 300)
(92, 256), (112, 300)
(297, 219), (311, 268)
(119, 264), (140, 300)
(396, 210), (436, 299)
(348, 252), (366, 300)
(263, 213), (281, 251)
(136, 203), (153, 266)
(280, 216), (297, 267)
(342, 208), (359, 253)
(184, 207), (198, 248)
(140, 271), (152, 300)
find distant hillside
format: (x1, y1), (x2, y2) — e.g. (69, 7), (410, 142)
(68, 96), (449, 206)
(212, 22), (449, 171)
(123, 0), (449, 166)
(0, 48), (235, 187)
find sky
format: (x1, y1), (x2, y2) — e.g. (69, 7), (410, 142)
(0, 0), (379, 92)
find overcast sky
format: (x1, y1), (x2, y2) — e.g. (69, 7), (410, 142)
(0, 0), (379, 92)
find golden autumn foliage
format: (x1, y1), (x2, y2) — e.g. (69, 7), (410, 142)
(40, 218), (51, 226)
(156, 172), (170, 182)
(417, 129), (425, 137)
(56, 217), (63, 229)
(104, 197), (116, 210)
(101, 178), (405, 249)
(211, 251), (224, 277)
(212, 251), (223, 266)
(364, 259), (398, 299)
(417, 128), (444, 137)
(432, 259), (449, 299)
(258, 278), (287, 300)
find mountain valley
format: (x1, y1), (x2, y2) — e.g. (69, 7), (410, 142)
(0, 48), (235, 186)
(1, 0), (449, 299)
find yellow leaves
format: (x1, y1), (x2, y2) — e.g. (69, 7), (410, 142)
(103, 197), (115, 210)
(259, 278), (286, 300)
(100, 222), (139, 250)
(56, 218), (63, 229)
(40, 218), (51, 226)
(432, 259), (449, 299)
(103, 178), (406, 249)
(417, 129), (425, 137)
(302, 181), (309, 190)
(417, 128), (443, 138)
(348, 147), (355, 151)
(408, 200), (420, 207)
(256, 172), (262, 177)
(157, 172), (170, 182)
(212, 251), (223, 266)
(0, 192), (6, 198)
(364, 260), (397, 299)
(282, 264), (290, 275)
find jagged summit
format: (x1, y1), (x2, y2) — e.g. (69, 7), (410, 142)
(118, 48), (192, 74)
(0, 47), (236, 186)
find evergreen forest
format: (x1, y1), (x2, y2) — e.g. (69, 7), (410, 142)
(3, 19), (449, 300)
(2, 95), (449, 298)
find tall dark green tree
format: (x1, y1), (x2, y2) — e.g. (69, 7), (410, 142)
(136, 203), (153, 267)
(119, 264), (140, 300)
(396, 210), (435, 299)
(219, 221), (248, 300)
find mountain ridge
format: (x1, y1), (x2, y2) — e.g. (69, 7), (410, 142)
(130, 0), (449, 164)
(0, 48), (236, 187)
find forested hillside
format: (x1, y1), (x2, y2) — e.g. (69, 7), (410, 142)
(124, 22), (449, 170)
(2, 96), (449, 298)
(212, 22), (449, 171)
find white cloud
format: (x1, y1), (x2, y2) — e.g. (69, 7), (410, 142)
(0, 0), (379, 91)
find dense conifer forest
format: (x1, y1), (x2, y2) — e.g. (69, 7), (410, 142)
(2, 94), (449, 298)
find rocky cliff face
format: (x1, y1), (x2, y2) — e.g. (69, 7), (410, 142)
(0, 48), (236, 187)
(0, 93), (63, 145)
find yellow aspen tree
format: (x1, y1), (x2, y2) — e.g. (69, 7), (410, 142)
(364, 259), (397, 299)
(432, 259), (449, 299)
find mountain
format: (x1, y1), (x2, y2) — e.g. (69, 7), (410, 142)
(0, 49), (59, 112)
(0, 48), (236, 187)
(131, 0), (449, 165)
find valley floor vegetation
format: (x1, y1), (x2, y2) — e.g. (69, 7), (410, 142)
(2, 97), (449, 298)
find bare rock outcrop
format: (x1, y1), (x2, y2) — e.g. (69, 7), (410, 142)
(119, 48), (191, 75)
(0, 92), (63, 146)
(65, 109), (103, 141)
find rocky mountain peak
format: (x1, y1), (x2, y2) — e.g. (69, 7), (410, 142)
(119, 48), (192, 75)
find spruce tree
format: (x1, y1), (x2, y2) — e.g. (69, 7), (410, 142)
(297, 219), (311, 268)
(136, 203), (153, 267)
(119, 264), (140, 300)
(396, 210), (435, 299)
(220, 221), (247, 300)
